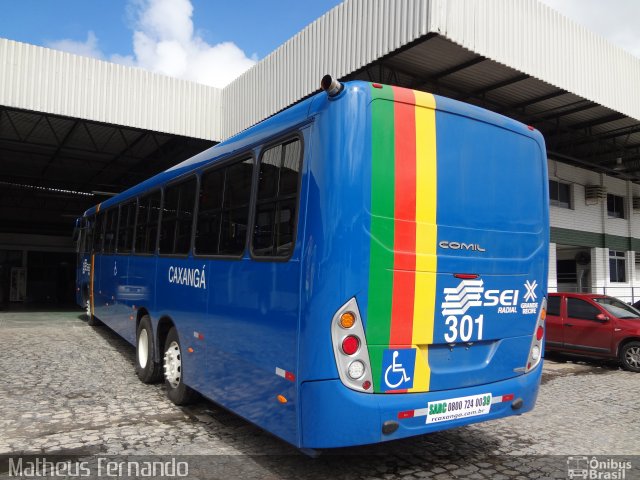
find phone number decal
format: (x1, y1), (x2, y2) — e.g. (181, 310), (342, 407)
(426, 393), (492, 424)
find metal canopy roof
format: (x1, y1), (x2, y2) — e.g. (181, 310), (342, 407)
(348, 34), (640, 180)
(0, 106), (213, 235)
(2, 0), (640, 239)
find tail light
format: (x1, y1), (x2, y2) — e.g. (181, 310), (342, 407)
(331, 298), (373, 393)
(525, 297), (547, 373)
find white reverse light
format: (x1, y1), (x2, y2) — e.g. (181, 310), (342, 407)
(347, 360), (365, 379)
(531, 345), (540, 361)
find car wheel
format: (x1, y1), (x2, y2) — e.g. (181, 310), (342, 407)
(163, 327), (197, 405)
(619, 341), (640, 372)
(135, 315), (162, 383)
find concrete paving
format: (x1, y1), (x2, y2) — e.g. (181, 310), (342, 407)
(0, 310), (638, 479)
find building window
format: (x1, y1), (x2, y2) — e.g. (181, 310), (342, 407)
(607, 194), (626, 219)
(556, 260), (577, 284)
(549, 180), (571, 208)
(609, 250), (626, 283)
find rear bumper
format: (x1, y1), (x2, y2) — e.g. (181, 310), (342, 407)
(299, 361), (542, 449)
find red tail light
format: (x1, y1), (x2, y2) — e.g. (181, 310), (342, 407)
(331, 298), (373, 393)
(342, 336), (360, 355)
(536, 326), (544, 341)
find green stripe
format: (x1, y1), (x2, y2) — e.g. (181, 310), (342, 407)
(368, 85), (396, 390)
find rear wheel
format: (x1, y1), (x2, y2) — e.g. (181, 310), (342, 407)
(136, 315), (162, 383)
(163, 327), (196, 405)
(620, 341), (640, 372)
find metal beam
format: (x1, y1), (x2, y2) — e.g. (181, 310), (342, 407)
(568, 113), (627, 131)
(503, 89), (568, 112)
(358, 62), (638, 175)
(431, 57), (487, 80)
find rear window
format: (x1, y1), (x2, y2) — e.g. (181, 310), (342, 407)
(435, 111), (544, 233)
(547, 296), (561, 316)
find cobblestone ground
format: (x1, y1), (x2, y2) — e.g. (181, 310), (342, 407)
(0, 310), (639, 479)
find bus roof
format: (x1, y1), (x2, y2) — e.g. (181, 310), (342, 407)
(82, 81), (543, 217)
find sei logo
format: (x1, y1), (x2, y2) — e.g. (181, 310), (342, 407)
(441, 279), (519, 316)
(483, 289), (519, 314)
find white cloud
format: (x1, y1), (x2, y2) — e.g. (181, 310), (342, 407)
(539, 0), (640, 58)
(46, 0), (257, 88)
(46, 31), (105, 60)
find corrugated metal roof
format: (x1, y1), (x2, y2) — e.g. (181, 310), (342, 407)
(221, 0), (640, 139)
(429, 0), (640, 123)
(222, 0), (432, 138)
(1, 0), (639, 151)
(0, 38), (223, 141)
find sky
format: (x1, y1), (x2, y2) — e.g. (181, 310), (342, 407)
(538, 0), (640, 58)
(0, 0), (638, 89)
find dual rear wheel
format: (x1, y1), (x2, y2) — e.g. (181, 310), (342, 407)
(135, 316), (196, 404)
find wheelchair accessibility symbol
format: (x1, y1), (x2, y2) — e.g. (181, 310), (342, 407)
(381, 348), (416, 391)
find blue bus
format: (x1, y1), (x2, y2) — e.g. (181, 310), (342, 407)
(75, 77), (549, 450)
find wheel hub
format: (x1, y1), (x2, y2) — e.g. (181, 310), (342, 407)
(625, 347), (640, 367)
(138, 329), (149, 369)
(164, 341), (182, 388)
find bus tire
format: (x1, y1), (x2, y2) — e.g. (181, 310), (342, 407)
(136, 315), (162, 383)
(163, 327), (196, 405)
(619, 341), (640, 373)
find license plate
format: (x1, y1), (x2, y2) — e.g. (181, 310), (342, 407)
(425, 393), (492, 424)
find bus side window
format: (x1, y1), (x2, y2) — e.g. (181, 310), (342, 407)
(159, 178), (197, 255)
(195, 158), (252, 256)
(93, 213), (105, 253)
(103, 209), (118, 254)
(195, 168), (224, 255)
(85, 217), (94, 254)
(135, 191), (161, 254)
(252, 138), (302, 258)
(117, 201), (136, 254)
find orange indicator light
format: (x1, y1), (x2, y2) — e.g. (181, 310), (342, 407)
(340, 312), (356, 329)
(187, 347), (194, 353)
(277, 395), (288, 404)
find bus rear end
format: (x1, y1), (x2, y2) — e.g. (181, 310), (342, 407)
(300, 83), (548, 448)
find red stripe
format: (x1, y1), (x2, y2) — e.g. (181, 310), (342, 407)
(389, 86), (417, 347)
(398, 410), (415, 419)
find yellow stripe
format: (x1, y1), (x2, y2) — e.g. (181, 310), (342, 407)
(410, 91), (438, 392)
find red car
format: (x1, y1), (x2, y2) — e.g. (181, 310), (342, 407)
(545, 292), (640, 372)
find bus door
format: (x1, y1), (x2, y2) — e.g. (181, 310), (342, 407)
(96, 208), (121, 328)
